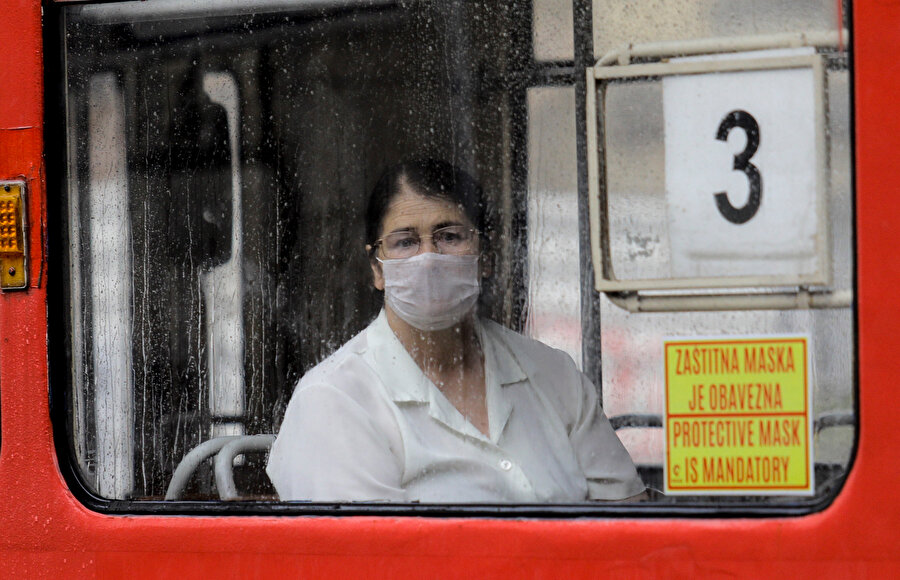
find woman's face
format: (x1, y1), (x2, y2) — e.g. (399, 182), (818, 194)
(370, 183), (476, 291)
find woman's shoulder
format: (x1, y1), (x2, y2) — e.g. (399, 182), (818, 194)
(479, 317), (589, 418)
(297, 326), (371, 389)
(282, 320), (403, 428)
(291, 320), (398, 410)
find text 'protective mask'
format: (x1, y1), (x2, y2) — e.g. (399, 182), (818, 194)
(378, 253), (480, 331)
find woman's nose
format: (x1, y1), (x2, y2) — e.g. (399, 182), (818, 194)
(418, 236), (439, 254)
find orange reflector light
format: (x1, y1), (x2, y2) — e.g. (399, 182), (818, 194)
(0, 193), (22, 252)
(0, 181), (27, 290)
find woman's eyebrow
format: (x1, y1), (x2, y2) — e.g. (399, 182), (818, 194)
(432, 220), (464, 231)
(386, 221), (464, 235)
(386, 226), (416, 235)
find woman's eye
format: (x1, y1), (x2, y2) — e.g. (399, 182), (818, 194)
(392, 236), (417, 249)
(436, 232), (462, 244)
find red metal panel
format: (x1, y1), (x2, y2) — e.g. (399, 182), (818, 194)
(0, 0), (896, 576)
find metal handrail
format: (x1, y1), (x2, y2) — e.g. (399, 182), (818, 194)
(165, 434), (275, 500)
(214, 434), (277, 500)
(165, 436), (241, 500)
(606, 289), (853, 313)
(597, 29), (850, 67)
(814, 411), (854, 434)
(609, 411), (854, 435)
(609, 413), (663, 430)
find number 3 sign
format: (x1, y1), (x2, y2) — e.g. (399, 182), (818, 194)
(663, 48), (827, 284)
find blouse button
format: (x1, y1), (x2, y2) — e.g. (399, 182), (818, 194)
(499, 459), (513, 471)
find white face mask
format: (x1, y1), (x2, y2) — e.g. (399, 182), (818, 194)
(378, 253), (480, 331)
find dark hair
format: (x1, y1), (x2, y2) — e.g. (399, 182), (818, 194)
(365, 159), (486, 250)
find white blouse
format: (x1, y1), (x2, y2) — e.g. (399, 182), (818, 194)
(266, 311), (644, 502)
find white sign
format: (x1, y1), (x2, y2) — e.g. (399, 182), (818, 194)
(663, 49), (821, 280)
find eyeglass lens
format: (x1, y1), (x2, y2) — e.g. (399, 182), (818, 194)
(381, 226), (475, 259)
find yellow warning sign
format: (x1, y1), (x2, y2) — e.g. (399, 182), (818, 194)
(663, 336), (813, 495)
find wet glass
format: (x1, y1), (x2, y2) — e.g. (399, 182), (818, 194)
(60, 0), (539, 502)
(589, 0), (853, 502)
(57, 0), (853, 509)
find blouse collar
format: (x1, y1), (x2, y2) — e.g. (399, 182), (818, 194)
(364, 310), (527, 443)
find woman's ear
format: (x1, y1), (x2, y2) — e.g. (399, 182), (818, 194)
(367, 245), (385, 290)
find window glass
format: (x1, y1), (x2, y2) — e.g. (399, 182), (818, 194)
(63, 0), (540, 502)
(58, 0), (853, 508)
(525, 86), (581, 367)
(591, 1), (853, 500)
(533, 0), (574, 62)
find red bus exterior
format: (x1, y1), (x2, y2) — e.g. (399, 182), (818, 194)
(0, 0), (896, 576)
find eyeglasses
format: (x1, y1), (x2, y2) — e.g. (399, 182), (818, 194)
(374, 225), (479, 259)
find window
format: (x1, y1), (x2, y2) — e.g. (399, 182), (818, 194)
(587, 0), (853, 504)
(54, 0), (853, 512)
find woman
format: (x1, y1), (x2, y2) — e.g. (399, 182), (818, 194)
(266, 159), (645, 502)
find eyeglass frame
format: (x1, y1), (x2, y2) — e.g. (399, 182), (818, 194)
(369, 225), (481, 259)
